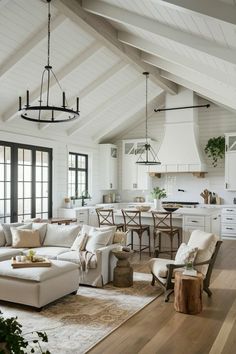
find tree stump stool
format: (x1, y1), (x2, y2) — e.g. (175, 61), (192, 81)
(112, 249), (133, 288)
(174, 271), (203, 315)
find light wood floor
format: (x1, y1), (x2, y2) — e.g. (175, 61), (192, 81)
(88, 240), (236, 354)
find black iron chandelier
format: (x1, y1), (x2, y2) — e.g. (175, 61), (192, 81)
(136, 72), (161, 166)
(18, 0), (80, 123)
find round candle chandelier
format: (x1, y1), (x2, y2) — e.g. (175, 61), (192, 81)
(18, 0), (80, 123)
(136, 72), (161, 165)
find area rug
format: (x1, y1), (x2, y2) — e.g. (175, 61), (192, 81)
(0, 272), (162, 354)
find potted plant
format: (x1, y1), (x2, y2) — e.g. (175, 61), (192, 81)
(204, 136), (225, 167)
(151, 187), (167, 210)
(0, 311), (50, 354)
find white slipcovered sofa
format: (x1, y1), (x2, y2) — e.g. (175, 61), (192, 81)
(0, 222), (124, 287)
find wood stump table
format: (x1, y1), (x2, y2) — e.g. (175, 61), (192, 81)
(174, 271), (203, 315)
(112, 249), (133, 287)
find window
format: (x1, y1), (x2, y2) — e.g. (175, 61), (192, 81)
(68, 153), (88, 199)
(0, 141), (52, 222)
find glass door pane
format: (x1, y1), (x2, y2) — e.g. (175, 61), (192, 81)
(0, 145), (11, 223)
(17, 148), (32, 221)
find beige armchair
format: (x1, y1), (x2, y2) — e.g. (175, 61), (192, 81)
(148, 230), (222, 302)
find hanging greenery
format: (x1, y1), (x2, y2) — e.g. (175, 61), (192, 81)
(204, 136), (225, 167)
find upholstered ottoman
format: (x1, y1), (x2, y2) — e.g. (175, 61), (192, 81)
(0, 260), (79, 309)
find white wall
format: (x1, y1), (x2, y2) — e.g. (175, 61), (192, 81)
(0, 129), (102, 216)
(115, 97), (236, 205)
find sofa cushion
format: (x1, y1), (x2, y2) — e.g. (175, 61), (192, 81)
(0, 247), (26, 262)
(43, 224), (81, 248)
(81, 225), (116, 245)
(0, 259), (78, 282)
(187, 230), (218, 275)
(22, 246), (69, 259)
(148, 258), (175, 278)
(57, 250), (81, 265)
(32, 223), (47, 244)
(11, 228), (41, 248)
(0, 225), (6, 247)
(175, 243), (198, 265)
(2, 223), (24, 246)
(86, 229), (113, 253)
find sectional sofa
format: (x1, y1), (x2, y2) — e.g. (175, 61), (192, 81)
(0, 222), (123, 287)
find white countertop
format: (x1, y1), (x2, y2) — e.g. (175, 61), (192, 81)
(177, 207), (219, 216)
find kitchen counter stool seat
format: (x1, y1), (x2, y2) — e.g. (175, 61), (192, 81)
(152, 211), (182, 260)
(121, 209), (151, 260)
(96, 208), (124, 231)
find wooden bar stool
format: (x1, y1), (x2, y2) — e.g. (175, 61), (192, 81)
(152, 211), (182, 259)
(121, 209), (151, 260)
(96, 208), (124, 231)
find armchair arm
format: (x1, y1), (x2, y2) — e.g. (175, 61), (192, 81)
(95, 244), (120, 284)
(165, 258), (212, 289)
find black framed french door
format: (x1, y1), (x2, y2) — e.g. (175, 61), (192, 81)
(0, 141), (52, 222)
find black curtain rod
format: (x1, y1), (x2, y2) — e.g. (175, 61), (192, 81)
(154, 103), (210, 112)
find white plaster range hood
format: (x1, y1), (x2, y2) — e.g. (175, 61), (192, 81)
(155, 88), (207, 174)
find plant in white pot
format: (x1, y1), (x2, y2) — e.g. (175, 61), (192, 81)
(151, 187), (167, 210)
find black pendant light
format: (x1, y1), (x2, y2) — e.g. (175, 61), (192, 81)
(18, 0), (80, 123)
(136, 72), (161, 165)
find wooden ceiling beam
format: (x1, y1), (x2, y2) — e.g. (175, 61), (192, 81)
(93, 92), (165, 143)
(53, 0), (177, 95)
(0, 14), (65, 80)
(154, 0), (236, 26)
(83, 0), (236, 66)
(67, 76), (144, 136)
(118, 32), (236, 89)
(40, 60), (128, 130)
(160, 70), (236, 111)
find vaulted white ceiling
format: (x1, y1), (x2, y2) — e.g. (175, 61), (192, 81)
(0, 0), (235, 145)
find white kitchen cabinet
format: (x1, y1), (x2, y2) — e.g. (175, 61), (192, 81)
(58, 207), (89, 225)
(122, 139), (150, 190)
(225, 133), (236, 191)
(221, 207), (236, 239)
(181, 208), (221, 243)
(99, 144), (118, 190)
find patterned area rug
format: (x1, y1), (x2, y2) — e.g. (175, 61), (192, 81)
(0, 272), (163, 354)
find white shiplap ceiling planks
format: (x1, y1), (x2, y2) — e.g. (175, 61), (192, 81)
(0, 0), (236, 144)
(82, 0), (236, 117)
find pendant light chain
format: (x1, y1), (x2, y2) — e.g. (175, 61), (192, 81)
(47, 0), (51, 68)
(145, 72), (148, 143)
(18, 0), (80, 123)
(136, 72), (161, 165)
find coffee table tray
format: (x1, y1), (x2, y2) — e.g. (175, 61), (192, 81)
(11, 258), (51, 268)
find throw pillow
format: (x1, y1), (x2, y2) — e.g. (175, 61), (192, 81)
(11, 228), (41, 248)
(43, 224), (81, 248)
(86, 229), (113, 253)
(32, 223), (48, 244)
(175, 243), (198, 265)
(2, 222), (24, 246)
(71, 233), (88, 251)
(113, 230), (128, 245)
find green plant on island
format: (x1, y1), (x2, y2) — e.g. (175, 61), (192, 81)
(204, 136), (225, 167)
(0, 311), (50, 354)
(151, 187), (167, 200)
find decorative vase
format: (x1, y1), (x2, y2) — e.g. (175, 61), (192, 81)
(153, 199), (161, 210)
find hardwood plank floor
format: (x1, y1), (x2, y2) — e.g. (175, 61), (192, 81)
(88, 240), (236, 354)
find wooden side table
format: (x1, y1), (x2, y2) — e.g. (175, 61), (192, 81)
(174, 271), (203, 315)
(112, 249), (133, 288)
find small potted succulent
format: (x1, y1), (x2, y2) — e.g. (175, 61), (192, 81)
(151, 187), (167, 210)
